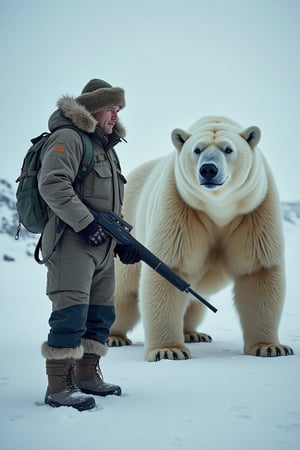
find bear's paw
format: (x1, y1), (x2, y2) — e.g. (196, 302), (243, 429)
(248, 344), (294, 357)
(107, 335), (132, 347)
(146, 346), (191, 362)
(184, 331), (212, 343)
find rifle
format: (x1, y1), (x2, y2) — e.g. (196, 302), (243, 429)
(90, 209), (217, 314)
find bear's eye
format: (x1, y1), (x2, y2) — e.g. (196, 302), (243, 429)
(224, 146), (233, 154)
(194, 148), (202, 155)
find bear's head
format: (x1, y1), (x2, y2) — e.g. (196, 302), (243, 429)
(171, 117), (267, 223)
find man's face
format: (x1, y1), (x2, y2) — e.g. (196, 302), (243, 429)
(93, 106), (120, 134)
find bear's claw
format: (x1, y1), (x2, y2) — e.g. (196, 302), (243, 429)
(147, 347), (191, 362)
(184, 332), (212, 343)
(107, 335), (132, 347)
(253, 344), (294, 357)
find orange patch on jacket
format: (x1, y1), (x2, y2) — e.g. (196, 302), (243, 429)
(54, 145), (65, 153)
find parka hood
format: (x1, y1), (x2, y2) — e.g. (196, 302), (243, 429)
(48, 96), (126, 138)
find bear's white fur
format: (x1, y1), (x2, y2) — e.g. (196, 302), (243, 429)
(109, 116), (294, 361)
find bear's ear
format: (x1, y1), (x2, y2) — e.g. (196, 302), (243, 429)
(171, 128), (191, 151)
(240, 126), (261, 149)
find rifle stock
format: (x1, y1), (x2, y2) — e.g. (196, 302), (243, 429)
(91, 209), (217, 313)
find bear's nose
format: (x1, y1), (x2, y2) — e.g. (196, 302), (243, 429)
(200, 163), (218, 181)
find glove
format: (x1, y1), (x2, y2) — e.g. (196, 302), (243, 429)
(78, 220), (108, 246)
(115, 243), (142, 264)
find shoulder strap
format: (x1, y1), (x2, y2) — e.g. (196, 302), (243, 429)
(75, 129), (95, 180)
(53, 125), (95, 180)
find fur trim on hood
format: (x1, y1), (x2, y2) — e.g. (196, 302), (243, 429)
(57, 96), (98, 133)
(56, 96), (125, 137)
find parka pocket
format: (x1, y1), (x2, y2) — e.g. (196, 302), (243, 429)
(84, 161), (113, 200)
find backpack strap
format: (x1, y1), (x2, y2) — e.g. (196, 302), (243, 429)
(75, 129), (95, 180)
(51, 125), (94, 180)
(54, 126), (94, 180)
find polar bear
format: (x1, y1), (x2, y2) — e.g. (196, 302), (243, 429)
(108, 116), (294, 361)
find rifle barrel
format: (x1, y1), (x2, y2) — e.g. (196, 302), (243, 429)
(90, 208), (217, 313)
(186, 287), (218, 313)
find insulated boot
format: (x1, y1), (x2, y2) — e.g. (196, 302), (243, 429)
(45, 358), (96, 411)
(74, 353), (122, 396)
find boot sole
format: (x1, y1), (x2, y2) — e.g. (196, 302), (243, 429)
(45, 396), (96, 411)
(80, 387), (122, 397)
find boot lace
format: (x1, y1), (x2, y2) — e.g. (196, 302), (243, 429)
(65, 364), (80, 392)
(95, 362), (104, 381)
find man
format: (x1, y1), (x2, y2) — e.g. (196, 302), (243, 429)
(38, 78), (140, 411)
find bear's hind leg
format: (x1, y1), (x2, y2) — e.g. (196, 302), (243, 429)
(183, 300), (212, 343)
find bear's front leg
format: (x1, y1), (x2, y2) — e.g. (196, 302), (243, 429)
(140, 266), (191, 362)
(234, 266), (294, 357)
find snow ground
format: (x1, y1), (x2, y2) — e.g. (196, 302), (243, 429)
(0, 221), (299, 450)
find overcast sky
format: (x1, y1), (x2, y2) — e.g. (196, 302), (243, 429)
(1, 0), (299, 201)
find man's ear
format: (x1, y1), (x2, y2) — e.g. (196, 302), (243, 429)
(240, 126), (261, 149)
(171, 128), (191, 151)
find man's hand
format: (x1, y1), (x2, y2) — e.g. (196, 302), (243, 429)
(79, 220), (108, 246)
(115, 243), (141, 264)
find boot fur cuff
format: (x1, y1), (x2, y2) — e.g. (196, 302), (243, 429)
(81, 338), (108, 357)
(41, 342), (84, 360)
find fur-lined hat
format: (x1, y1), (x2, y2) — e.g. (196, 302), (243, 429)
(75, 78), (125, 113)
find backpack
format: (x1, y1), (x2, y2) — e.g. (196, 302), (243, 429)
(15, 126), (94, 237)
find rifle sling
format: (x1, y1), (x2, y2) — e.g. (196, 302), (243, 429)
(34, 221), (67, 265)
